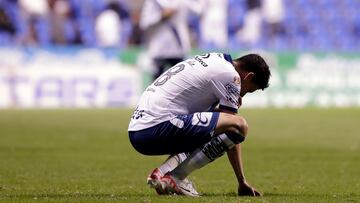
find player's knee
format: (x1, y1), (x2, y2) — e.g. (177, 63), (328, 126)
(224, 115), (248, 134)
(216, 113), (248, 144)
(233, 116), (248, 137)
(224, 116), (248, 144)
(216, 113), (249, 139)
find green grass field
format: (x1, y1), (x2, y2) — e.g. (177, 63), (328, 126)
(0, 108), (359, 202)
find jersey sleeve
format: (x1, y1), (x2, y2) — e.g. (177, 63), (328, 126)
(210, 70), (241, 113)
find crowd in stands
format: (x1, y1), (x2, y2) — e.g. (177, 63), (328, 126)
(0, 0), (360, 51)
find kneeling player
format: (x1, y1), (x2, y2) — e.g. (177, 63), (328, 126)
(128, 53), (271, 196)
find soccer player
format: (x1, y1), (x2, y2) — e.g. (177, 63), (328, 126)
(128, 52), (271, 196)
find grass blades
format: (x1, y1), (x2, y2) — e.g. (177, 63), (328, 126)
(0, 108), (359, 202)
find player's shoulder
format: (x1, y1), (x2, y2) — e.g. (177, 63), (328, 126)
(211, 52), (233, 63)
(192, 52), (232, 67)
(199, 52), (231, 62)
(205, 52), (234, 68)
(202, 52), (238, 78)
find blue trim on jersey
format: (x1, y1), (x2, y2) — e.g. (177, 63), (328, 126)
(223, 53), (233, 63)
(219, 104), (238, 113)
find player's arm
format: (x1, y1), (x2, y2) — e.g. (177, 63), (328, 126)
(220, 109), (262, 196)
(227, 139), (262, 196)
(209, 56), (261, 196)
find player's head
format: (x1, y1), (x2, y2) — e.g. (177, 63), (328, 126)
(233, 54), (271, 97)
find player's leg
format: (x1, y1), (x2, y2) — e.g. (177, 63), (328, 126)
(161, 113), (248, 195)
(147, 153), (188, 194)
(130, 112), (220, 195)
(147, 153), (203, 196)
(158, 153), (188, 175)
(151, 109), (222, 177)
(129, 112), (222, 155)
(213, 112), (249, 140)
(129, 112), (245, 196)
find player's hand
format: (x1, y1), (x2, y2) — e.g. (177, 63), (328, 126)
(238, 180), (262, 196)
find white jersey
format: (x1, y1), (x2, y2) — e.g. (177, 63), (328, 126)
(128, 53), (241, 131)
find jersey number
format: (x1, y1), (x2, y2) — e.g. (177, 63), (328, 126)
(154, 64), (185, 86)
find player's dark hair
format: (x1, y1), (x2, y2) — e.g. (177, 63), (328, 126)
(234, 54), (271, 90)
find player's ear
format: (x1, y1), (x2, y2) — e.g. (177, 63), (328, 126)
(243, 72), (254, 82)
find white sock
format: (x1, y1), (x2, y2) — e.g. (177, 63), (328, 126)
(158, 153), (188, 175)
(169, 134), (235, 180)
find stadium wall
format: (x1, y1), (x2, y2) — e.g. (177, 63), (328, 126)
(0, 47), (141, 108)
(1, 47), (360, 108)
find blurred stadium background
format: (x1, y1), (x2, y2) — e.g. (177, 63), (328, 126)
(0, 0), (360, 108)
(1, 0), (360, 202)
